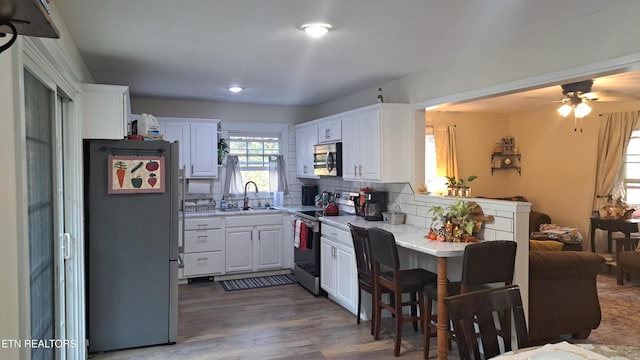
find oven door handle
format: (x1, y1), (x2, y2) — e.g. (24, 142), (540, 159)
(293, 217), (319, 231)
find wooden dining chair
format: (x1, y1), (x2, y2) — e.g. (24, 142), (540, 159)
(348, 223), (378, 334)
(445, 285), (529, 360)
(368, 227), (438, 356)
(423, 240), (517, 358)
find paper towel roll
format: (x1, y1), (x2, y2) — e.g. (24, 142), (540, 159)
(187, 179), (211, 194)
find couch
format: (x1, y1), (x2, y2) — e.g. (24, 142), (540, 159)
(486, 195), (583, 251)
(528, 250), (605, 343)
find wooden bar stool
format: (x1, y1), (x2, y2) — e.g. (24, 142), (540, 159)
(368, 227), (438, 357)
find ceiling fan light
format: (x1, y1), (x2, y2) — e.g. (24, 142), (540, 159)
(557, 104), (572, 117)
(574, 102), (592, 118)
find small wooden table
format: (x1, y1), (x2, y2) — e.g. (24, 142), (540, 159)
(589, 216), (640, 253)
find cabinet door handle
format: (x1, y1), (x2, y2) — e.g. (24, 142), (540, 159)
(359, 165), (362, 176)
(197, 257), (208, 261)
(191, 164), (194, 174)
(354, 165), (357, 176)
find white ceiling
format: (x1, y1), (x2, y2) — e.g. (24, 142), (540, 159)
(53, 0), (640, 109)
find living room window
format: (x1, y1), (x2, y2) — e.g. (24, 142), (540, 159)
(623, 129), (640, 206)
(228, 133), (280, 192)
(425, 126), (437, 188)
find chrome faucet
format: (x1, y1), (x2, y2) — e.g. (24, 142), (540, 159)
(243, 181), (259, 210)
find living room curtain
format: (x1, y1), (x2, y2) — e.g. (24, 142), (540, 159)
(434, 125), (458, 179)
(591, 111), (640, 249)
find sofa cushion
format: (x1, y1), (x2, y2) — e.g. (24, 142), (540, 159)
(530, 240), (564, 251)
(530, 250), (604, 279)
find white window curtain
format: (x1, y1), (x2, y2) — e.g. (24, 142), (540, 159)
(269, 155), (289, 195)
(223, 155), (244, 198)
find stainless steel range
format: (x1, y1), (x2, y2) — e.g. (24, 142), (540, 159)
(291, 191), (358, 295)
(291, 209), (322, 295)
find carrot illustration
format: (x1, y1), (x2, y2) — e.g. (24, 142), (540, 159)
(114, 161), (127, 188)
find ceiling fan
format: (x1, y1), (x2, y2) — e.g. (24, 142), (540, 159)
(557, 80), (598, 119)
(557, 80), (596, 132)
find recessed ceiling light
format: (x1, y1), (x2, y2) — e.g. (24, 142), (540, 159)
(300, 23), (332, 38)
(228, 86), (243, 93)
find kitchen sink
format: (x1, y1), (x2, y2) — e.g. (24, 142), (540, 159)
(218, 207), (282, 214)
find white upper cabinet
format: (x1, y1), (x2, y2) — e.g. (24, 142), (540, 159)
(158, 118), (219, 178)
(295, 123), (319, 178)
(190, 122), (218, 177)
(80, 83), (130, 139)
(341, 103), (411, 182)
(160, 122), (190, 171)
(317, 116), (342, 143)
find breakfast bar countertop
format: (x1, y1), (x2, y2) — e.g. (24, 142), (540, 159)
(319, 215), (469, 257)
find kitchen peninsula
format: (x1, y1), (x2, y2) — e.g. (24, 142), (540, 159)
(317, 195), (532, 360)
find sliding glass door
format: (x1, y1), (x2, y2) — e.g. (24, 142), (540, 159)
(24, 68), (68, 360)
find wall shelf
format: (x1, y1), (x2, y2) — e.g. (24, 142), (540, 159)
(491, 153), (521, 175)
(0, 0), (60, 53)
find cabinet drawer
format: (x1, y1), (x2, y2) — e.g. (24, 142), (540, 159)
(184, 228), (224, 252)
(184, 217), (223, 230)
(225, 214), (282, 227)
(321, 224), (352, 247)
(183, 251), (224, 276)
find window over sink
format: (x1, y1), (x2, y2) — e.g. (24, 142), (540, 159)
(228, 133), (280, 192)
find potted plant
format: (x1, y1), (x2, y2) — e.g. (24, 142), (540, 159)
(445, 176), (458, 196)
(457, 175), (478, 197)
(426, 199), (475, 242)
(218, 137), (229, 165)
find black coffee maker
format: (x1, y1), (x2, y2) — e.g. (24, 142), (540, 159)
(301, 185), (318, 205)
(358, 191), (387, 221)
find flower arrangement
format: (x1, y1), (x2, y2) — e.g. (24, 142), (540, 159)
(427, 199), (476, 242)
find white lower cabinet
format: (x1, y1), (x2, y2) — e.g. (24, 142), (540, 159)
(225, 214), (284, 273)
(320, 223), (357, 314)
(182, 217), (225, 277)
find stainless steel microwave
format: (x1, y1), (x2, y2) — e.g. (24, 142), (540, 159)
(313, 142), (342, 176)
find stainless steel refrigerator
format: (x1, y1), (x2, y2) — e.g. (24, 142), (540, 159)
(84, 139), (178, 353)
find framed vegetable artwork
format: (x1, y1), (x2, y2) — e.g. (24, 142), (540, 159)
(108, 155), (165, 194)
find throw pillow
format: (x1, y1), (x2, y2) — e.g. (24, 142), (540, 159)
(529, 240), (564, 251)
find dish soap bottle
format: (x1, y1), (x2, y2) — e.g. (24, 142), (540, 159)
(377, 87), (384, 103)
(220, 196), (227, 210)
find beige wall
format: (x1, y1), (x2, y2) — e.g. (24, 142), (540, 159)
(428, 100), (640, 250)
(427, 111), (512, 197)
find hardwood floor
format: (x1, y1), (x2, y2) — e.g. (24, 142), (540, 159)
(89, 280), (443, 359)
(88, 270), (638, 359)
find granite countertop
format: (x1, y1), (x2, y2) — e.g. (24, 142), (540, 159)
(319, 215), (468, 257)
(181, 205), (321, 218)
